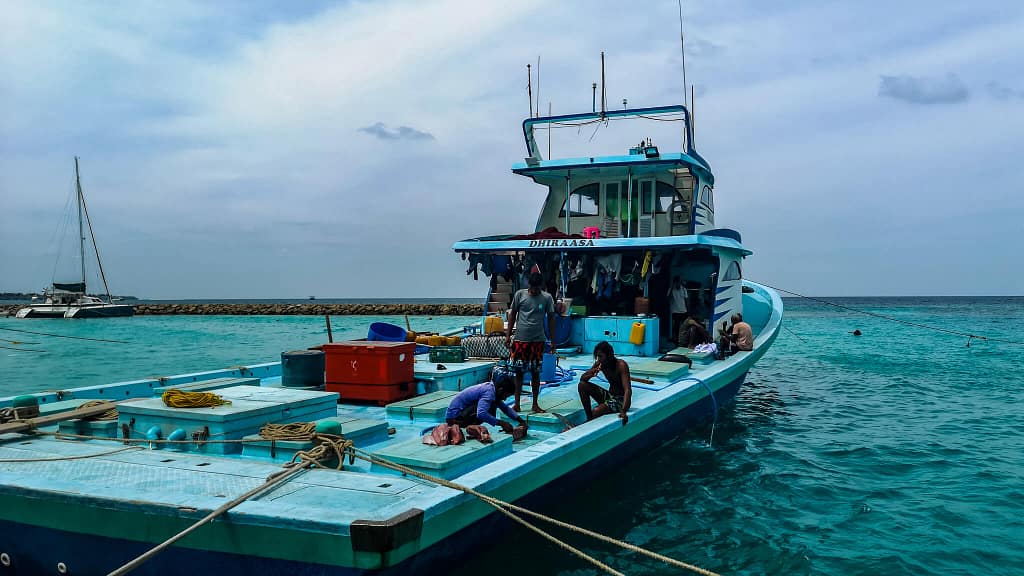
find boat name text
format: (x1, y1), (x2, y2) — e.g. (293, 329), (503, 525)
(527, 239), (596, 247)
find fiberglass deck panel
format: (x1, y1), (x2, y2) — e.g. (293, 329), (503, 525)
(369, 432), (513, 479)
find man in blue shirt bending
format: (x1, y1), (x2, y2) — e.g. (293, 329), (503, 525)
(445, 367), (527, 434)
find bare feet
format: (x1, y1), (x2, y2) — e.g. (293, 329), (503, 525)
(513, 404), (521, 413)
(530, 405), (546, 414)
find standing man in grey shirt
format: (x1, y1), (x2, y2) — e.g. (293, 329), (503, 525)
(505, 272), (556, 413)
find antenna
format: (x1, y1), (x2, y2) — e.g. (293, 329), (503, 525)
(600, 51), (607, 116)
(526, 64), (534, 117)
(592, 83), (597, 113)
(678, 0), (688, 109)
(536, 56), (541, 119)
(691, 85), (696, 144)
(547, 102), (552, 158)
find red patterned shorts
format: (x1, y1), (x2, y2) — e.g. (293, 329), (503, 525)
(508, 341), (545, 373)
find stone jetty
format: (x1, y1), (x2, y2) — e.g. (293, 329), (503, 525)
(1, 303), (483, 317)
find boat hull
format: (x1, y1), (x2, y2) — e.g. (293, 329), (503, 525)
(15, 303), (134, 318)
(0, 375), (743, 576)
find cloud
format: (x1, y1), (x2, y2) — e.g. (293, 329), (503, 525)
(358, 122), (436, 141)
(878, 73), (969, 105)
(685, 37), (725, 58)
(986, 81), (1024, 100)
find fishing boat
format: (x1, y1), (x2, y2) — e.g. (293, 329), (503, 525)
(15, 158), (134, 319)
(0, 102), (781, 574)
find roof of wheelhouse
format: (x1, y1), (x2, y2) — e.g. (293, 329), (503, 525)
(512, 105), (714, 185)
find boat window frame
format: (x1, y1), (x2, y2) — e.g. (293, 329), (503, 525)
(558, 183), (601, 217)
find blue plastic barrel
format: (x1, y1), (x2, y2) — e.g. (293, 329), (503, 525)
(281, 349), (325, 388)
(368, 322), (407, 342)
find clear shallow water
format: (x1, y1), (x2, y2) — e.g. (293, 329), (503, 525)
(2, 299), (1023, 575)
(0, 314), (478, 395)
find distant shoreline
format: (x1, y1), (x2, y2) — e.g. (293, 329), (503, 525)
(2, 302), (483, 317)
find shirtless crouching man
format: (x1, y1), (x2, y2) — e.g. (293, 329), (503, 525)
(578, 341), (632, 425)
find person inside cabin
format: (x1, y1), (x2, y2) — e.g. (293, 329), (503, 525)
(680, 315), (711, 348)
(668, 275), (689, 344)
(445, 366), (527, 435)
(719, 313), (754, 354)
(578, 341), (633, 425)
(506, 272), (557, 413)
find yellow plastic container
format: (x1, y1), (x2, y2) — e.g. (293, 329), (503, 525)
(629, 322), (646, 345)
(446, 335), (462, 346)
(415, 335), (431, 345)
(427, 335), (446, 347)
(484, 315), (504, 335)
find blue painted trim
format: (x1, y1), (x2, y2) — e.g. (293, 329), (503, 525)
(512, 153), (713, 185)
(714, 297), (732, 308)
(715, 285), (732, 295)
(713, 310), (730, 323)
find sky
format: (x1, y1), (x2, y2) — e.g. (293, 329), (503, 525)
(1, 0), (1022, 299)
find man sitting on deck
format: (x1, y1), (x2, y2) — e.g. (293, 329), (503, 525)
(578, 341), (633, 425)
(445, 366), (527, 435)
(720, 313), (754, 354)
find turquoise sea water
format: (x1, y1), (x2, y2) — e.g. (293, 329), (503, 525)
(2, 298), (1023, 575)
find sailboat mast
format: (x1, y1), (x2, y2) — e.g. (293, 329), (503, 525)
(75, 157), (86, 289)
(77, 161), (115, 302)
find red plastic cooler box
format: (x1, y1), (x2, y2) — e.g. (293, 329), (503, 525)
(323, 341), (415, 386)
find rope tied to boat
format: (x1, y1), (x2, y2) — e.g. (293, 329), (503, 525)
(258, 423), (356, 470)
(31, 422), (717, 576)
(78, 400), (119, 421)
(0, 406), (40, 424)
(352, 446), (721, 576)
(161, 389), (231, 408)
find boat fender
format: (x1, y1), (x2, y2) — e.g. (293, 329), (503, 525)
(315, 420), (343, 436)
(167, 428), (187, 442)
(145, 426), (162, 441)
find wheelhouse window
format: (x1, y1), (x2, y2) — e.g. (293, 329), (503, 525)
(700, 184), (715, 211)
(656, 181), (676, 213)
(559, 183), (600, 217)
(723, 261), (742, 281)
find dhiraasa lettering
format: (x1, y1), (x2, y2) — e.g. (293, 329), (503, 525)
(527, 239), (596, 247)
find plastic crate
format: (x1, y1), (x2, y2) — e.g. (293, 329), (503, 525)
(429, 346), (465, 363)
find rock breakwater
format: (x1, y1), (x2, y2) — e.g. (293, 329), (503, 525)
(2, 303), (483, 317)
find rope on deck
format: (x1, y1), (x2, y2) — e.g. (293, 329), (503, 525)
(0, 446), (141, 463)
(105, 433), (354, 576)
(161, 389), (231, 408)
(17, 423), (717, 575)
(78, 400), (119, 421)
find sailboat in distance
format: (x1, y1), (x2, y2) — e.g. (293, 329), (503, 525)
(16, 157), (134, 318)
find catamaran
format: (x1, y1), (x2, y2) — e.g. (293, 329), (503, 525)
(16, 158), (134, 319)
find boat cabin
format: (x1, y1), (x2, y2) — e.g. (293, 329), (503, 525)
(454, 106), (749, 351)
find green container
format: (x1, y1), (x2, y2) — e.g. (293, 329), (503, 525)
(429, 346), (465, 363)
(570, 305), (587, 316)
(12, 395), (39, 409)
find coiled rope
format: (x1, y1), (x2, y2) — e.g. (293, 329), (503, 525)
(258, 423), (356, 470)
(78, 400), (119, 421)
(161, 389), (231, 408)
